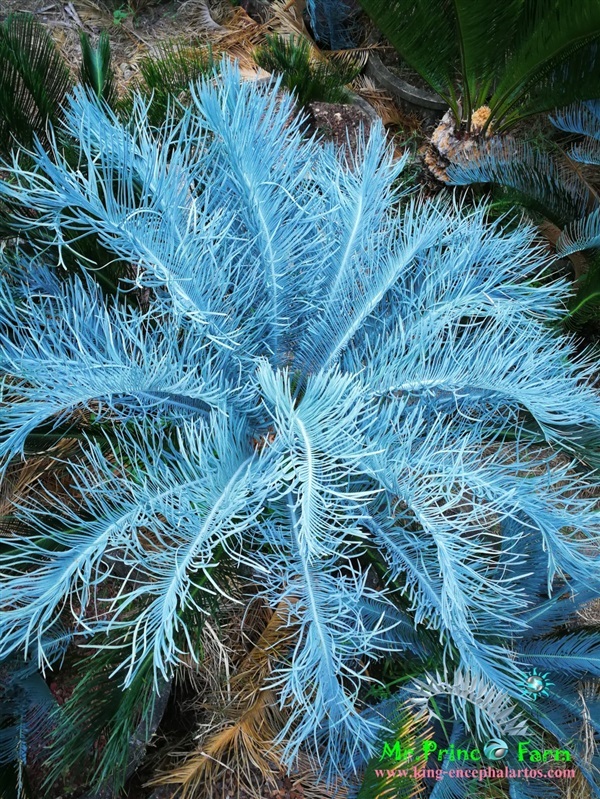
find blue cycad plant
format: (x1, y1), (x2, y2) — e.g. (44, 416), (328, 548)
(551, 100), (600, 256)
(446, 99), (600, 259)
(446, 100), (600, 336)
(0, 58), (599, 796)
(305, 0), (363, 49)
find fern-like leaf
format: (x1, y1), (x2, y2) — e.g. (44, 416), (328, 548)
(0, 13), (72, 156)
(520, 630), (600, 677)
(445, 136), (589, 226)
(79, 31), (115, 106)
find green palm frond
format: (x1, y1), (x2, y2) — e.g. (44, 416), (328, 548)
(355, 700), (430, 799)
(44, 649), (165, 795)
(356, 0), (600, 132)
(489, 1), (600, 132)
(79, 31), (116, 106)
(355, 0), (460, 112)
(355, 0), (524, 123)
(0, 13), (72, 156)
(253, 33), (362, 108)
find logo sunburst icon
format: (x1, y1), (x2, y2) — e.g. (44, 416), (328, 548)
(521, 668), (553, 700)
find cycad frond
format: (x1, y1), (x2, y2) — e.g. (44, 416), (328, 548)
(551, 100), (600, 143)
(558, 206), (600, 255)
(520, 629), (600, 677)
(354, 700), (429, 799)
(0, 416), (270, 683)
(554, 99), (600, 177)
(543, 100), (600, 254)
(158, 603), (291, 796)
(555, 101), (600, 165)
(520, 580), (600, 635)
(298, 193), (448, 372)
(167, 689), (283, 797)
(0, 67), (331, 363)
(445, 136), (589, 226)
(0, 277), (224, 470)
(408, 669), (529, 739)
(79, 31), (115, 106)
(489, 1), (600, 131)
(127, 41), (216, 126)
(253, 33), (361, 108)
(357, 0), (600, 131)
(0, 627), (69, 782)
(568, 139), (600, 166)
(0, 668), (56, 793)
(0, 13), (72, 156)
(524, 685), (600, 793)
(45, 649), (169, 795)
(263, 564), (388, 778)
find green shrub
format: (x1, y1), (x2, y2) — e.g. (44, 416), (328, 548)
(254, 33), (361, 108)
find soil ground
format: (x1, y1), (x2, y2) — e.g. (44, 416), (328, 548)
(0, 0), (235, 89)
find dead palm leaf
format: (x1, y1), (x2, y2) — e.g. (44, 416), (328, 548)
(269, 0), (312, 39)
(149, 601), (297, 798)
(350, 73), (403, 125)
(160, 689), (284, 798)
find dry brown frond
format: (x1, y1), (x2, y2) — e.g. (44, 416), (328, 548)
(216, 5), (267, 45)
(194, 5), (269, 75)
(0, 459), (47, 519)
(350, 75), (405, 127)
(234, 598), (297, 685)
(149, 600), (298, 798)
(291, 752), (349, 799)
(160, 688), (284, 798)
(577, 598), (600, 625)
(174, 587), (246, 710)
(330, 49), (368, 71)
(178, 0), (228, 34)
(565, 770), (595, 799)
(269, 0), (311, 40)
